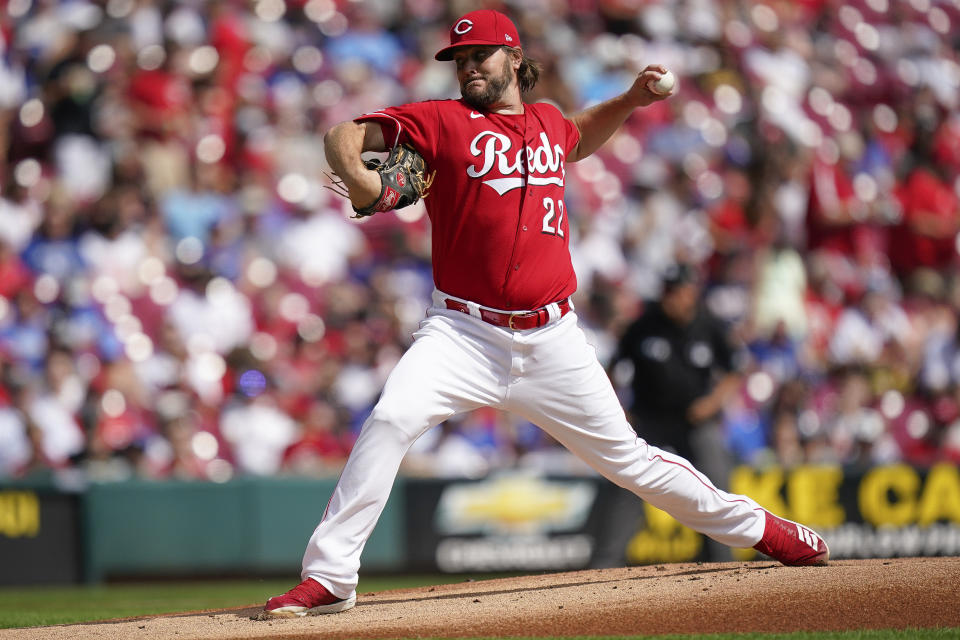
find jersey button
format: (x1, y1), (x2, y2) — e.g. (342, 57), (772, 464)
(514, 264), (520, 270)
(522, 225), (527, 231)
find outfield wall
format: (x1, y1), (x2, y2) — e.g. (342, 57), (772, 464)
(1, 464), (958, 584)
(0, 477), (406, 585)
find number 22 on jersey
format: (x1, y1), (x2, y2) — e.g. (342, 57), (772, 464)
(541, 197), (565, 237)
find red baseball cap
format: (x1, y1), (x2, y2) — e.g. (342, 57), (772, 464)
(434, 10), (522, 61)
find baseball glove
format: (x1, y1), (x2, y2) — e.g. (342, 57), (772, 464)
(326, 144), (435, 218)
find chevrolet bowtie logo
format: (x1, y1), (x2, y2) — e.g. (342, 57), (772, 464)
(435, 474), (596, 535)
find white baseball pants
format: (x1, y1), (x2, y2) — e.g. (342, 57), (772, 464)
(301, 296), (766, 599)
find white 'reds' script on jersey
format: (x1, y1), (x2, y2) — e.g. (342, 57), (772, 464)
(467, 131), (566, 195)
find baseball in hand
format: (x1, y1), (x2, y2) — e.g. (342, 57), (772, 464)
(652, 70), (676, 95)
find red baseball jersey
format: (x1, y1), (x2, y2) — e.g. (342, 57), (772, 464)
(356, 99), (580, 311)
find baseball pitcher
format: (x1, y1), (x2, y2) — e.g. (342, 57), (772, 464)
(264, 9), (828, 618)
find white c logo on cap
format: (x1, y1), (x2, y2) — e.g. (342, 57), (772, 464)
(454, 19), (473, 35)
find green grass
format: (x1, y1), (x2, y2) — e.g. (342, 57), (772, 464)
(1, 580), (957, 640)
(437, 634), (958, 640)
(609, 633), (959, 640)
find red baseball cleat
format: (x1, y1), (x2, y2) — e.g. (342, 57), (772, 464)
(753, 510), (830, 566)
(263, 578), (356, 617)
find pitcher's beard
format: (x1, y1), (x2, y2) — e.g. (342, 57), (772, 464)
(461, 60), (513, 109)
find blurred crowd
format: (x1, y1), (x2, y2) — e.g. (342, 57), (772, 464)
(1, 0), (959, 484)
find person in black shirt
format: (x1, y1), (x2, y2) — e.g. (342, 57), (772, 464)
(611, 263), (742, 471)
(592, 263), (744, 567)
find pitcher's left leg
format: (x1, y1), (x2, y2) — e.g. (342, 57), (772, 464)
(505, 315), (765, 548)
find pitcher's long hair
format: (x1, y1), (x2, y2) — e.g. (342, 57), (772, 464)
(504, 46), (541, 93)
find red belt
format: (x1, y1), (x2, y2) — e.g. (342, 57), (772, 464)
(444, 298), (571, 330)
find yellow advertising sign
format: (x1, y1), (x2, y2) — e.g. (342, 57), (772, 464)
(730, 465), (846, 527)
(0, 491), (40, 538)
(859, 464), (960, 526)
(626, 463), (960, 563)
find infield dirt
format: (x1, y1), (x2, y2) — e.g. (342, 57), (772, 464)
(2, 557), (958, 639)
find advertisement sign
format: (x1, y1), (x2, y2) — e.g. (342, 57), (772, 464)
(406, 472), (604, 572)
(628, 463), (960, 564)
(407, 464), (960, 571)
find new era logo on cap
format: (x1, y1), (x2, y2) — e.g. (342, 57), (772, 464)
(435, 10), (522, 61)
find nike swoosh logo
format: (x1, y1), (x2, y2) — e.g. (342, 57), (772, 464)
(470, 112), (485, 119)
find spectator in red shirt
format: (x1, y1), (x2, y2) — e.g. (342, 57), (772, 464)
(805, 134), (892, 263)
(889, 134), (960, 277)
(0, 238), (32, 299)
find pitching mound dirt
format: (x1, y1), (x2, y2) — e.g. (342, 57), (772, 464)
(3, 557), (959, 639)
